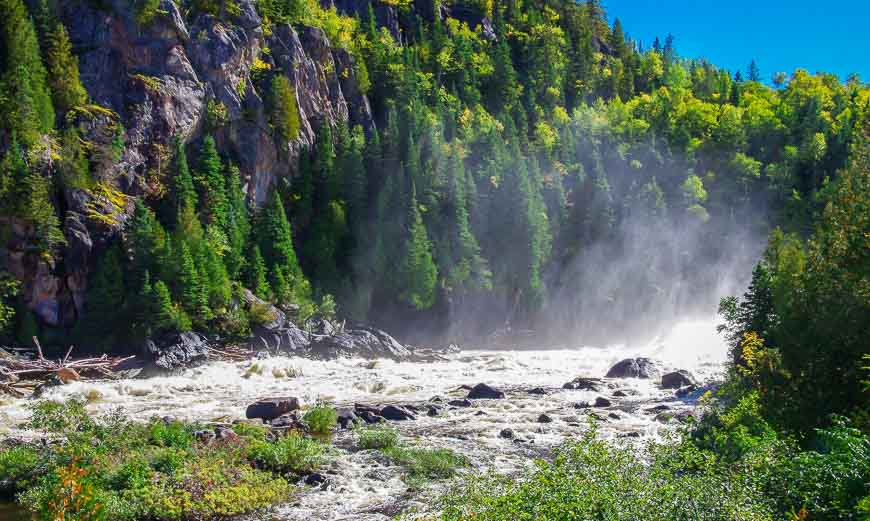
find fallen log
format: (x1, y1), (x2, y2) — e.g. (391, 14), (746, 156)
(0, 337), (135, 383)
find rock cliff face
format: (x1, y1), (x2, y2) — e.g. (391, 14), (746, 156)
(12, 0), (376, 327)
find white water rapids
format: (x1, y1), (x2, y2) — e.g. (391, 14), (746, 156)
(0, 318), (728, 520)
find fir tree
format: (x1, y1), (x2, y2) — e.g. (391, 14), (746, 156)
(45, 23), (87, 115)
(196, 136), (228, 227)
(395, 182), (438, 310)
(246, 244), (271, 300)
(77, 243), (125, 346)
(172, 136), (197, 218)
(269, 75), (301, 145)
(747, 59), (761, 82)
(223, 163), (250, 279)
(0, 0), (54, 142)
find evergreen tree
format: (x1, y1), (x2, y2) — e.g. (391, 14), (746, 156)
(269, 75), (301, 145)
(45, 23), (87, 115)
(76, 243), (125, 346)
(151, 278), (181, 333)
(395, 182), (438, 310)
(59, 127), (91, 189)
(177, 242), (209, 322)
(748, 59), (761, 82)
(223, 163), (250, 279)
(246, 244), (271, 300)
(196, 136), (228, 227)
(0, 0), (54, 143)
(172, 136), (197, 218)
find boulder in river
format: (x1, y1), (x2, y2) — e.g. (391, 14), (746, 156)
(336, 408), (358, 429)
(448, 398), (472, 407)
(246, 397), (300, 421)
(661, 370), (696, 389)
(354, 404), (387, 424)
(527, 387), (549, 395)
(467, 383), (505, 399)
(594, 397), (612, 407)
(499, 428), (514, 439)
(605, 358), (659, 379)
(309, 326), (411, 360)
(380, 405), (416, 421)
(537, 413), (553, 423)
(562, 377), (604, 391)
(141, 331), (209, 376)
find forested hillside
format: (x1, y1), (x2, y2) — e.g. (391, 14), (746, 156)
(0, 0), (867, 349)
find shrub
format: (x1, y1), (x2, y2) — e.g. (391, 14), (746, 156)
(248, 433), (325, 475)
(302, 404), (337, 435)
(28, 399), (91, 435)
(0, 446), (42, 493)
(149, 420), (193, 449)
(358, 426), (399, 451)
(440, 428), (773, 521)
(383, 447), (468, 483)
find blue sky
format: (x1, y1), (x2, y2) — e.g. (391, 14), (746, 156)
(604, 0), (868, 83)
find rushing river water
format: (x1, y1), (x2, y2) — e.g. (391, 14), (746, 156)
(0, 319), (727, 520)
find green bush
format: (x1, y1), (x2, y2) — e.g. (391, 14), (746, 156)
(358, 426), (399, 450)
(149, 420), (193, 449)
(302, 404), (337, 434)
(383, 446), (468, 483)
(440, 428), (773, 521)
(248, 433), (325, 475)
(8, 401), (302, 520)
(0, 446), (42, 493)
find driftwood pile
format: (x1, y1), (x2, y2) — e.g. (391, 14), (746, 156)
(0, 337), (134, 396)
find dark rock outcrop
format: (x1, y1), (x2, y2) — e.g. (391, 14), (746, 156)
(605, 358), (660, 379)
(467, 383), (505, 399)
(448, 398), (472, 407)
(661, 370), (696, 389)
(246, 397), (301, 421)
(594, 397), (612, 408)
(141, 332), (209, 375)
(379, 405), (416, 421)
(308, 326), (411, 360)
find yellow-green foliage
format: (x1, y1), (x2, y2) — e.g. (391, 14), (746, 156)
(85, 182), (129, 226)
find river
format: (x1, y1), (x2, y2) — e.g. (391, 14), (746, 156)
(0, 319), (726, 520)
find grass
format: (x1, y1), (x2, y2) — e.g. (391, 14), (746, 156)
(0, 399), (332, 520)
(357, 426), (399, 450)
(356, 426), (467, 486)
(302, 404), (338, 434)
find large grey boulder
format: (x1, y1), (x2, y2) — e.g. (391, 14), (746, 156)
(246, 397), (301, 421)
(141, 332), (210, 375)
(661, 370), (696, 389)
(605, 358), (660, 379)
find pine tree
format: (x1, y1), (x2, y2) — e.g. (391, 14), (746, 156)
(395, 182), (438, 310)
(77, 243), (125, 346)
(747, 59), (761, 82)
(177, 242), (208, 320)
(4, 139), (65, 253)
(196, 136), (228, 227)
(151, 279), (179, 333)
(172, 136), (197, 218)
(223, 163), (250, 279)
(128, 200), (168, 291)
(45, 23), (87, 115)
(246, 244), (271, 300)
(59, 127), (91, 189)
(0, 0), (55, 142)
(269, 75), (301, 145)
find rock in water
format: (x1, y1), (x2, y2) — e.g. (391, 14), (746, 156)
(448, 398), (472, 407)
(467, 383), (505, 399)
(660, 370), (696, 389)
(594, 397), (612, 407)
(309, 326), (411, 360)
(379, 405), (416, 421)
(537, 414), (553, 423)
(246, 397), (300, 421)
(605, 358), (659, 379)
(562, 377), (604, 391)
(142, 332), (209, 376)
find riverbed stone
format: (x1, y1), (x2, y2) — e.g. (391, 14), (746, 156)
(562, 377), (604, 391)
(467, 383), (505, 399)
(594, 396), (612, 407)
(661, 370), (696, 389)
(448, 398), (472, 407)
(246, 397), (300, 421)
(605, 358), (659, 379)
(537, 413), (553, 423)
(380, 405), (416, 421)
